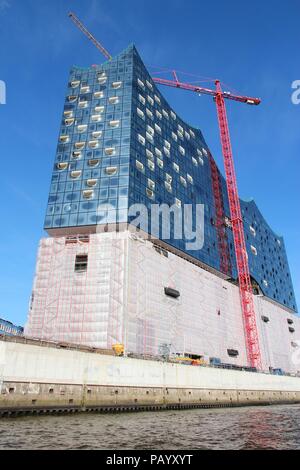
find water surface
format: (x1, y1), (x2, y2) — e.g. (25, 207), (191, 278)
(0, 404), (300, 450)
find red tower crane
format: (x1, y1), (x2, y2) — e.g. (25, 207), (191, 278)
(68, 13), (262, 370)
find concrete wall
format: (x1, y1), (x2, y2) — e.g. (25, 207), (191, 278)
(1, 339), (300, 414)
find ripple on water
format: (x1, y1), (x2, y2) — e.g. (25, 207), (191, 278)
(0, 404), (300, 450)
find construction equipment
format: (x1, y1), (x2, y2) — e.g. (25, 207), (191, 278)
(68, 12), (112, 61)
(67, 13), (262, 370)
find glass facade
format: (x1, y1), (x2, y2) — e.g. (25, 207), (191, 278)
(0, 318), (23, 336)
(44, 44), (297, 313)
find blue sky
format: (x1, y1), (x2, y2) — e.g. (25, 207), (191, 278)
(0, 0), (299, 326)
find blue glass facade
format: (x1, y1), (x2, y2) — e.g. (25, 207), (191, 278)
(0, 318), (23, 337)
(44, 45), (297, 313)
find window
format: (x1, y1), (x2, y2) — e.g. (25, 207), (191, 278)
(187, 174), (193, 184)
(138, 134), (145, 145)
(172, 132), (177, 141)
(147, 178), (155, 190)
(94, 91), (104, 99)
(97, 75), (107, 84)
(68, 95), (77, 103)
(108, 96), (119, 104)
(92, 131), (102, 138)
(105, 147), (115, 156)
(109, 120), (120, 128)
(95, 106), (105, 113)
(148, 160), (155, 171)
(147, 95), (154, 106)
(147, 125), (154, 136)
(137, 107), (145, 119)
(250, 225), (256, 237)
(136, 160), (144, 172)
(146, 80), (153, 90)
(154, 94), (161, 104)
(162, 109), (169, 119)
(86, 179), (98, 187)
(91, 114), (101, 122)
(202, 148), (208, 156)
(65, 118), (74, 126)
(165, 181), (172, 193)
(180, 176), (187, 187)
(163, 147), (170, 157)
(146, 188), (154, 199)
(78, 100), (88, 108)
(72, 151), (81, 159)
(192, 157), (198, 166)
(146, 132), (154, 143)
(70, 170), (82, 179)
(199, 157), (204, 166)
(263, 279), (268, 287)
(77, 124), (87, 133)
(146, 149), (154, 160)
(156, 110), (162, 120)
(155, 124), (161, 134)
(105, 166), (118, 175)
(190, 130), (195, 138)
(59, 135), (69, 143)
(227, 349), (239, 357)
(166, 173), (172, 183)
(112, 81), (122, 89)
(137, 78), (145, 88)
(170, 111), (176, 120)
(155, 148), (162, 158)
(70, 80), (80, 88)
(146, 108), (153, 119)
(250, 245), (257, 256)
(82, 190), (94, 199)
(138, 94), (145, 105)
(178, 125), (184, 134)
(173, 162), (179, 173)
(164, 140), (171, 149)
(75, 254), (88, 272)
(157, 158), (163, 168)
(75, 142), (85, 150)
(179, 145), (185, 156)
(88, 159), (100, 167)
(175, 198), (181, 208)
(80, 85), (90, 94)
(64, 110), (73, 117)
(88, 140), (98, 149)
(57, 162), (68, 170)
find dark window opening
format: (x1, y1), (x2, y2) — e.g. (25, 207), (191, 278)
(75, 254), (88, 272)
(227, 349), (239, 357)
(164, 287), (180, 299)
(261, 315), (269, 323)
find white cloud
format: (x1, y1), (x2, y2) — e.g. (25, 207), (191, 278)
(0, 0), (10, 13)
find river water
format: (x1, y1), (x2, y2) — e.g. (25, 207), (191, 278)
(0, 404), (300, 450)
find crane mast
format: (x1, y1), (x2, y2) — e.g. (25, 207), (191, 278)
(68, 12), (262, 369)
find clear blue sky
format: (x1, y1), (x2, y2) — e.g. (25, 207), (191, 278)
(0, 0), (299, 326)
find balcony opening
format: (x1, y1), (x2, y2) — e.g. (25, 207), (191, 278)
(86, 179), (98, 187)
(88, 159), (100, 167)
(82, 190), (94, 199)
(57, 162), (68, 170)
(70, 170), (82, 179)
(75, 254), (88, 272)
(105, 166), (118, 176)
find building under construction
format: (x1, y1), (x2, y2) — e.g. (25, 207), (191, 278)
(24, 42), (299, 375)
